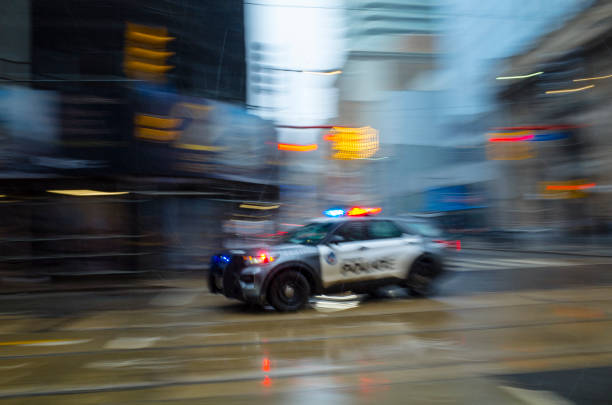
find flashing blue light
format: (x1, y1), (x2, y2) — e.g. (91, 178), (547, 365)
(213, 255), (231, 265)
(324, 208), (346, 217)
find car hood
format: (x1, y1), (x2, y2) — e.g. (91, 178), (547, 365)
(219, 243), (317, 257)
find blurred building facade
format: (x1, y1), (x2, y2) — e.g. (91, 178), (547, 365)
(244, 0), (347, 223)
(493, 0), (611, 236)
(0, 0), (281, 278)
(332, 0), (440, 210)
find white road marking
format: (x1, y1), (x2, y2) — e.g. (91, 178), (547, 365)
(104, 337), (161, 349)
(499, 386), (574, 405)
(149, 291), (200, 307)
(24, 339), (91, 347)
(0, 363), (29, 370)
(86, 357), (181, 370)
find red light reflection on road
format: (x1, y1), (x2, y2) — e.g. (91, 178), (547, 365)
(261, 357), (272, 387)
(359, 375), (390, 395)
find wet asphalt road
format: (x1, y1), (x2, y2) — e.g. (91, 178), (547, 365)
(1, 250), (612, 404)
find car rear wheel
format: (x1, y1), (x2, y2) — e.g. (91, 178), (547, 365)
(267, 270), (310, 312)
(407, 256), (437, 297)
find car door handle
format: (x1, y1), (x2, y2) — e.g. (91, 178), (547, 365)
(358, 246), (368, 251)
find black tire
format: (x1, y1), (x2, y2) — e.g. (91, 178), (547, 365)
(267, 270), (311, 312)
(407, 256), (437, 297)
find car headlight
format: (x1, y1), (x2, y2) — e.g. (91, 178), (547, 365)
(243, 251), (278, 265)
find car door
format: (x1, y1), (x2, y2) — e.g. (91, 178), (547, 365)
(365, 219), (423, 279)
(318, 220), (373, 287)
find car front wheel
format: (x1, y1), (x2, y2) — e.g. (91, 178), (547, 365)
(267, 270), (311, 312)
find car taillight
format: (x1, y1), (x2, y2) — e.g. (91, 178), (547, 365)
(434, 239), (461, 251)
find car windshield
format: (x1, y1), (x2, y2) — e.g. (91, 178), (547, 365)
(282, 222), (335, 246)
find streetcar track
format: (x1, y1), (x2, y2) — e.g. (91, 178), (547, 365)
(24, 294), (612, 333)
(1, 314), (612, 361)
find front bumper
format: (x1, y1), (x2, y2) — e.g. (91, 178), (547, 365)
(209, 255), (266, 304)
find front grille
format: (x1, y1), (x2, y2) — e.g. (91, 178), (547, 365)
(209, 254), (231, 293)
(222, 256), (245, 299)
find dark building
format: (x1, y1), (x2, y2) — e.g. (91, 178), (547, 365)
(31, 0), (246, 101)
(0, 1), (280, 279)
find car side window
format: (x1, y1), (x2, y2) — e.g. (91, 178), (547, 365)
(335, 221), (368, 242)
(368, 220), (404, 239)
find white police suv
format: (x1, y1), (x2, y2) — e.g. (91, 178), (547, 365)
(209, 207), (458, 311)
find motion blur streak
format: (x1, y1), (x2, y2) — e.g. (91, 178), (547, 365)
(277, 143), (318, 152)
(496, 71), (543, 80)
(135, 127), (180, 141)
(545, 84), (594, 94)
(546, 183), (596, 191)
(302, 70), (343, 75)
(46, 190), (130, 197)
(239, 204), (280, 210)
(492, 125), (582, 130)
(489, 135), (534, 142)
(134, 115), (182, 129)
(173, 143), (227, 151)
(574, 74), (612, 81)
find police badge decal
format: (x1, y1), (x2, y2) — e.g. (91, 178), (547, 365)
(325, 251), (337, 265)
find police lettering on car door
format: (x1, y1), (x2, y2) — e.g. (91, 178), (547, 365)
(340, 257), (396, 276)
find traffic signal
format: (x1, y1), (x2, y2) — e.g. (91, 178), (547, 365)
(325, 126), (379, 160)
(123, 22), (175, 82)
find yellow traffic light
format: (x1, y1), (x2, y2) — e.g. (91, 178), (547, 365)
(326, 126), (379, 160)
(124, 22), (175, 82)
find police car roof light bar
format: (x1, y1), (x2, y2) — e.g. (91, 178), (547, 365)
(347, 206), (381, 217)
(323, 208), (346, 217)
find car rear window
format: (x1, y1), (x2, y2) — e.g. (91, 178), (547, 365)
(368, 220), (403, 239)
(401, 221), (442, 237)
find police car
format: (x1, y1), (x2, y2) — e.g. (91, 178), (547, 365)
(209, 207), (458, 311)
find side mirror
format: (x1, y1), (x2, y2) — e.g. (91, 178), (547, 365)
(328, 235), (345, 244)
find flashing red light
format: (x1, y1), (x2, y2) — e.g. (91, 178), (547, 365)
(347, 206), (382, 216)
(489, 134), (534, 142)
(262, 375), (272, 387)
(262, 357), (270, 372)
(244, 251), (275, 265)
